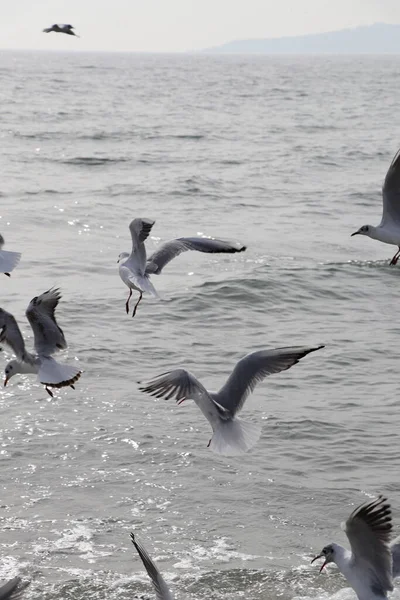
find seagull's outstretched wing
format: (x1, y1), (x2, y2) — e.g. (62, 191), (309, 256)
(391, 536), (400, 578)
(128, 218), (155, 273)
(214, 345), (324, 416)
(345, 495), (393, 596)
(0, 578), (21, 600)
(381, 148), (400, 226)
(0, 309), (32, 363)
(146, 237), (246, 275)
(26, 288), (67, 357)
(131, 533), (174, 600)
(139, 369), (228, 417)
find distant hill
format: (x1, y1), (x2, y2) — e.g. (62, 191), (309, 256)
(202, 23), (400, 54)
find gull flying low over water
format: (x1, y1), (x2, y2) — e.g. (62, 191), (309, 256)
(312, 495), (400, 600)
(352, 147), (400, 265)
(118, 218), (246, 317)
(0, 234), (21, 277)
(43, 24), (79, 36)
(0, 578), (22, 600)
(140, 345), (324, 456)
(0, 288), (82, 397)
(131, 532), (174, 600)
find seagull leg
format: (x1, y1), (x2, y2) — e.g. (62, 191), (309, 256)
(390, 247), (400, 265)
(45, 386), (54, 398)
(131, 292), (143, 318)
(125, 289), (132, 314)
(207, 439), (211, 448)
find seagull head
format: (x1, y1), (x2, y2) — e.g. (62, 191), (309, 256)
(351, 224), (372, 237)
(4, 360), (20, 386)
(311, 543), (335, 572)
(117, 252), (129, 264)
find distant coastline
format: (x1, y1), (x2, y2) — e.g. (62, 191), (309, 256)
(202, 23), (400, 54)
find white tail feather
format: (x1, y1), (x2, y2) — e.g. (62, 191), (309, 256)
(0, 250), (21, 274)
(209, 418), (262, 456)
(131, 274), (159, 298)
(38, 357), (81, 387)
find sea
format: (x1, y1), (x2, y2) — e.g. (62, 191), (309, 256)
(1, 50), (400, 600)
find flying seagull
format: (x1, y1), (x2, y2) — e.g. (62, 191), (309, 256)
(0, 578), (21, 600)
(131, 532), (174, 600)
(42, 24), (79, 36)
(0, 234), (21, 277)
(139, 345), (324, 455)
(0, 288), (82, 397)
(312, 495), (393, 600)
(352, 147), (400, 264)
(118, 218), (246, 317)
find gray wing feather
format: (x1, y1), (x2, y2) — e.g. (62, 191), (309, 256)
(0, 578), (21, 600)
(215, 345), (324, 416)
(345, 495), (393, 595)
(391, 536), (400, 578)
(26, 288), (67, 357)
(381, 148), (400, 226)
(146, 237), (246, 275)
(139, 369), (229, 418)
(0, 309), (31, 363)
(131, 533), (174, 600)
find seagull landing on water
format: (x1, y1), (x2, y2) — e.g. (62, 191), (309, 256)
(0, 578), (21, 600)
(118, 218), (246, 317)
(352, 147), (400, 265)
(312, 495), (396, 600)
(130, 533), (174, 600)
(139, 345), (324, 456)
(0, 234), (21, 277)
(0, 288), (82, 397)
(42, 24), (79, 36)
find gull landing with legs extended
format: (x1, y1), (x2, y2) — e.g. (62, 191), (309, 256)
(352, 147), (400, 265)
(118, 218), (246, 317)
(0, 288), (82, 397)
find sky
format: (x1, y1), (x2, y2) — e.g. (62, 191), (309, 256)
(2, 0), (400, 53)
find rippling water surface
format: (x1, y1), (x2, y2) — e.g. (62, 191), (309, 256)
(1, 50), (400, 599)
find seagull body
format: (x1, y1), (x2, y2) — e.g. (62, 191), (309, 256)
(118, 218), (246, 317)
(0, 578), (21, 600)
(312, 496), (393, 600)
(131, 533), (174, 600)
(140, 345), (324, 456)
(0, 288), (81, 396)
(352, 148), (400, 264)
(0, 234), (21, 277)
(43, 24), (78, 36)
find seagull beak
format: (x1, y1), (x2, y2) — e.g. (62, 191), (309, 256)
(311, 554), (327, 573)
(351, 230), (360, 236)
(4, 377), (9, 387)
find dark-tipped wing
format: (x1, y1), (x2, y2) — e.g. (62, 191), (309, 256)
(139, 369), (229, 418)
(345, 495), (393, 595)
(381, 148), (400, 226)
(129, 218), (155, 248)
(0, 578), (21, 600)
(26, 288), (67, 357)
(131, 533), (174, 600)
(215, 345), (324, 416)
(0, 309), (31, 363)
(146, 237), (246, 275)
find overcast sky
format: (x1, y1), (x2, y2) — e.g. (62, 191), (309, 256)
(1, 0), (400, 52)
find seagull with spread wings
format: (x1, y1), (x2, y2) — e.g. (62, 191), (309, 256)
(352, 147), (400, 264)
(139, 345), (323, 456)
(312, 495), (394, 599)
(0, 234), (21, 277)
(131, 533), (174, 600)
(0, 288), (81, 397)
(118, 218), (246, 317)
(42, 24), (79, 36)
